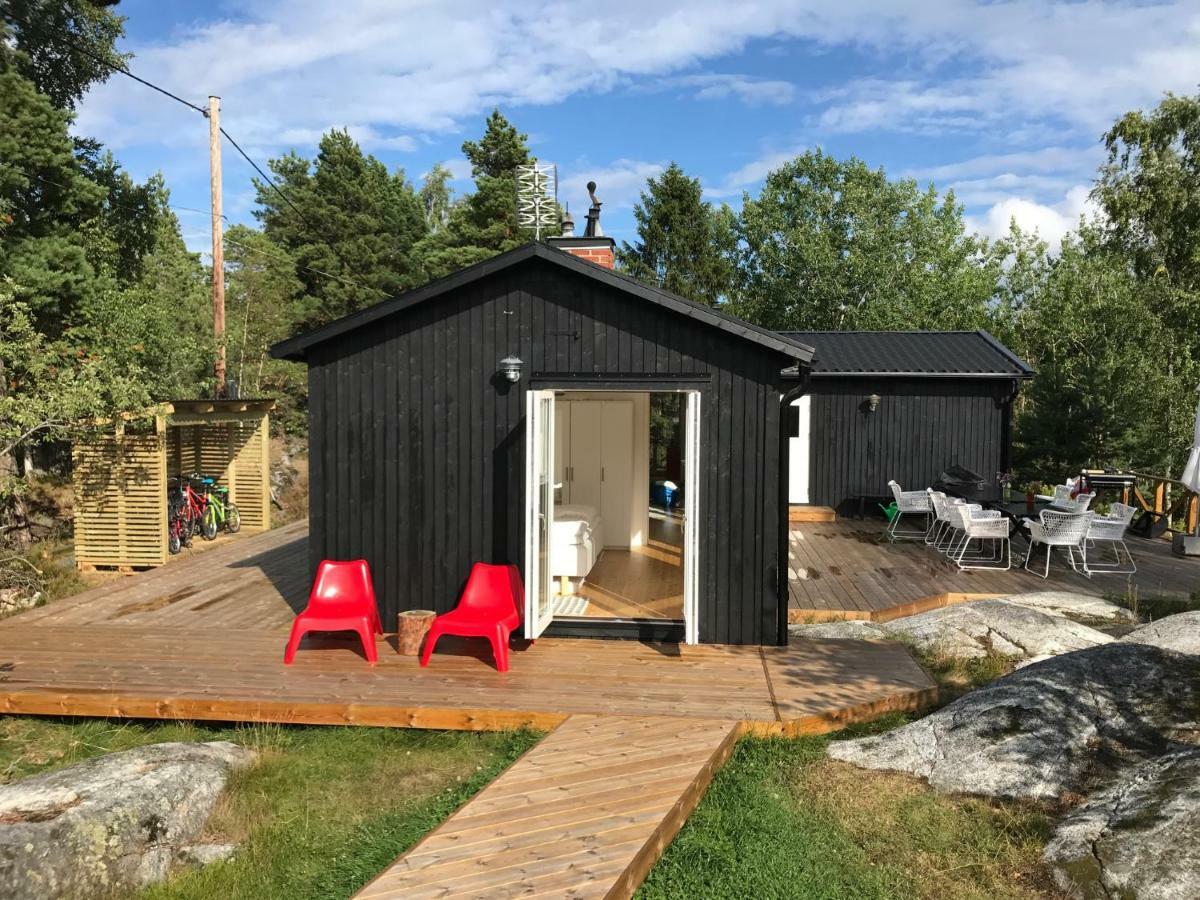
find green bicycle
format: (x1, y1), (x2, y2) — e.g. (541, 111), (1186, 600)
(196, 476), (241, 540)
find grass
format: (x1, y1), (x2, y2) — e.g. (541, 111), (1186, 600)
(639, 724), (1062, 900)
(908, 646), (1019, 694)
(0, 717), (540, 900)
(1105, 584), (1200, 622)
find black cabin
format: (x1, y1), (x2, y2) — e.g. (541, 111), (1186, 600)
(273, 241), (813, 647)
(781, 331), (1033, 515)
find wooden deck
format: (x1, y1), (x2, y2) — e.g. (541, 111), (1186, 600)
(0, 521), (941, 898)
(789, 519), (1198, 621)
(0, 520), (934, 735)
(353, 715), (739, 899)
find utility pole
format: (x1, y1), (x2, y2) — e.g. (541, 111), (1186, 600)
(207, 95), (226, 399)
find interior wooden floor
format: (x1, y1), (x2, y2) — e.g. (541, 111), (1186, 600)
(0, 520), (934, 735)
(571, 511), (684, 620)
(790, 518), (1199, 621)
(353, 715), (739, 900)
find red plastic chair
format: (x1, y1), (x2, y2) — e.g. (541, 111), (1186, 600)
(420, 563), (523, 672)
(284, 559), (383, 664)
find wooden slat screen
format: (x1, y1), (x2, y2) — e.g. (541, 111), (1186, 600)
(73, 425), (167, 568)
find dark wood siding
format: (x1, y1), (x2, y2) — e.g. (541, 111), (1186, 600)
(807, 377), (1014, 514)
(306, 257), (793, 645)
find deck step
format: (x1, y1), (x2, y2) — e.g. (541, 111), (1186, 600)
(352, 714), (741, 900)
(789, 505), (837, 523)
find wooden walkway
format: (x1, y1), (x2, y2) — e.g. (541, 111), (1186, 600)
(788, 519), (1198, 621)
(354, 715), (739, 899)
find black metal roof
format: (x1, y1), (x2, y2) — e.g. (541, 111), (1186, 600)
(271, 242), (815, 363)
(779, 330), (1033, 378)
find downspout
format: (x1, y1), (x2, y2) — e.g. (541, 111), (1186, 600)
(999, 377), (1021, 475)
(777, 365), (811, 646)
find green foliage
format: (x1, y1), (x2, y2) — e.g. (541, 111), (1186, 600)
(1001, 224), (1182, 475)
(0, 293), (147, 486)
(255, 130), (427, 329)
(413, 109), (533, 280)
(730, 149), (998, 331)
(223, 225), (307, 433)
(418, 162), (454, 234)
(0, 0), (127, 109)
(0, 67), (105, 330)
(617, 162), (736, 306)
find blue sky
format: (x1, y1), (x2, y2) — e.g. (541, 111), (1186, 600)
(75, 1), (1200, 258)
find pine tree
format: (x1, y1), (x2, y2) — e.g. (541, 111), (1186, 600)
(255, 129), (427, 327)
(413, 109), (534, 280)
(617, 163), (735, 306)
(0, 67), (105, 332)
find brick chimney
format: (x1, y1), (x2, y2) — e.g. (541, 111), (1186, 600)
(546, 180), (615, 268)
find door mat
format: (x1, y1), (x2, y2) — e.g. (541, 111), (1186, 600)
(553, 595), (590, 616)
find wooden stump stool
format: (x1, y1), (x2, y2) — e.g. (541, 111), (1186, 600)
(397, 610), (436, 656)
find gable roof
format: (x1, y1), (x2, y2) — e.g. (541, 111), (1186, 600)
(780, 330), (1033, 378)
(271, 242), (815, 363)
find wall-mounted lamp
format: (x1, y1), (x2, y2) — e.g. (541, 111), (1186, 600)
(866, 393), (881, 413)
(498, 356), (523, 383)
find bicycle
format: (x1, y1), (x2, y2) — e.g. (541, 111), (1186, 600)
(167, 477), (190, 554)
(197, 477), (241, 539)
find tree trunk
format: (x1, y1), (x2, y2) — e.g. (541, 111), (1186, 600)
(0, 451), (33, 552)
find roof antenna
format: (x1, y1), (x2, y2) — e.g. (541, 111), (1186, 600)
(584, 181), (603, 238)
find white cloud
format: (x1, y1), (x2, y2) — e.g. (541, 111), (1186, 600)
(558, 159), (666, 234)
(705, 146), (806, 198)
(81, 2), (1200, 158)
(967, 184), (1097, 250)
(663, 73), (796, 105)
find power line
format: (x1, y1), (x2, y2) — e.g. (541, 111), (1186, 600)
(5, 11), (209, 116)
(8, 11), (391, 300)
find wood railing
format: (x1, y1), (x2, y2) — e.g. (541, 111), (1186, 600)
(1126, 471), (1199, 537)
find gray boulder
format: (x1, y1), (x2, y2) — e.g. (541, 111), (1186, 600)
(878, 599), (1112, 660)
(1122, 611), (1200, 655)
(828, 643), (1200, 801)
(1045, 747), (1200, 900)
(0, 741), (255, 899)
(997, 591), (1134, 623)
(788, 620), (888, 641)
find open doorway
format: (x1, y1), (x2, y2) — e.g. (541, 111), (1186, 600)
(524, 389), (699, 641)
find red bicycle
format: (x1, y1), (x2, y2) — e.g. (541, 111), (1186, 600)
(167, 474), (210, 554)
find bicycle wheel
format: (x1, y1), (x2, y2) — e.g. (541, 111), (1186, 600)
(202, 504), (219, 540)
(226, 503), (241, 534)
(168, 519), (182, 555)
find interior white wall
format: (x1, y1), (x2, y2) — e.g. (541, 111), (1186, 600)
(789, 394), (811, 504)
(553, 391), (650, 549)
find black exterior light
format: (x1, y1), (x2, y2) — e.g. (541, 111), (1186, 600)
(866, 393), (881, 413)
(499, 356), (523, 383)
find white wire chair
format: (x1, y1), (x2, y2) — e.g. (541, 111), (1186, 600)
(1083, 502), (1137, 575)
(925, 491), (961, 552)
(1023, 510), (1094, 578)
(1041, 485), (1096, 513)
(886, 480), (932, 541)
(950, 503), (1011, 570)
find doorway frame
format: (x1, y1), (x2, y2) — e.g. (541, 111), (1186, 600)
(525, 380), (704, 644)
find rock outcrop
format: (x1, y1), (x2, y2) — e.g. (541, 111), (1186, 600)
(1121, 610), (1200, 655)
(791, 598), (1113, 662)
(1044, 747), (1200, 900)
(0, 741), (255, 899)
(827, 643), (1200, 802)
